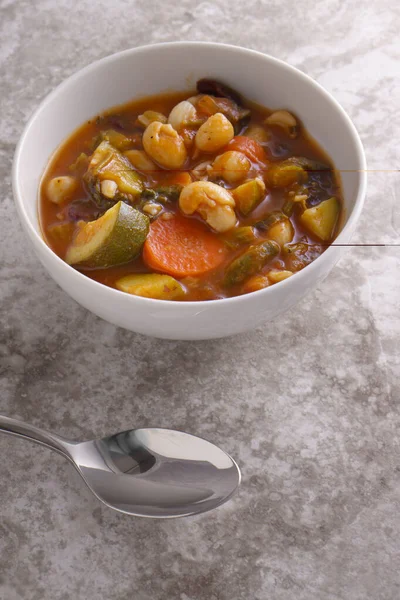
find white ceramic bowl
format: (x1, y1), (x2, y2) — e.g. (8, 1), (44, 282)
(13, 42), (366, 340)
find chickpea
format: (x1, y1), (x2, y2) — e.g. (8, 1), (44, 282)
(168, 101), (198, 131)
(191, 160), (212, 180)
(142, 202), (163, 216)
(179, 181), (237, 233)
(195, 113), (234, 153)
(265, 110), (298, 138)
(208, 151), (251, 184)
(100, 179), (118, 199)
(47, 176), (77, 204)
(124, 149), (157, 173)
(142, 122), (187, 169)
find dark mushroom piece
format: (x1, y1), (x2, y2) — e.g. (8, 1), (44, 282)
(196, 78), (243, 105)
(65, 199), (101, 222)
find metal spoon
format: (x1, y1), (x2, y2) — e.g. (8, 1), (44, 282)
(0, 415), (240, 518)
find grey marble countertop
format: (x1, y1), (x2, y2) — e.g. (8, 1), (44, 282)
(1, 1), (399, 599)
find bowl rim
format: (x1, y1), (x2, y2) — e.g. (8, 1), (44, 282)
(12, 41), (367, 308)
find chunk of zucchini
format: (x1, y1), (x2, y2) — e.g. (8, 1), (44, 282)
(255, 211), (287, 232)
(85, 141), (143, 208)
(116, 273), (186, 300)
(300, 196), (339, 241)
(98, 130), (133, 151)
(222, 226), (257, 249)
(232, 178), (265, 215)
(267, 162), (306, 188)
(65, 201), (149, 269)
(223, 241), (280, 287)
(286, 156), (331, 173)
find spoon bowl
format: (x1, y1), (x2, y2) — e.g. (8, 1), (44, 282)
(0, 416), (240, 518)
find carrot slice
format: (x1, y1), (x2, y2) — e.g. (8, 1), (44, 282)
(143, 214), (226, 277)
(225, 136), (267, 163)
(160, 171), (192, 187)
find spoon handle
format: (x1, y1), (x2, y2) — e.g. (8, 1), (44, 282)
(0, 415), (73, 459)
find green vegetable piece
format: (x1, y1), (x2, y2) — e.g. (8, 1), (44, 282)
(282, 198), (295, 217)
(153, 185), (183, 202)
(223, 241), (280, 287)
(283, 241), (309, 255)
(267, 155), (326, 188)
(140, 185), (183, 210)
(116, 273), (186, 300)
(232, 179), (265, 215)
(300, 196), (339, 241)
(65, 201), (149, 269)
(69, 152), (89, 173)
(222, 226), (257, 249)
(99, 130), (133, 151)
(284, 239), (323, 270)
(85, 141), (143, 208)
(140, 188), (159, 202)
(267, 161), (306, 188)
(255, 211), (287, 232)
(285, 156), (331, 173)
(47, 222), (75, 242)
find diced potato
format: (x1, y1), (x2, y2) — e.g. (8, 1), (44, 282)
(300, 196), (339, 241)
(268, 270), (293, 283)
(116, 273), (186, 300)
(267, 219), (294, 246)
(232, 178), (266, 215)
(242, 274), (269, 294)
(256, 212), (294, 246)
(47, 176), (77, 204)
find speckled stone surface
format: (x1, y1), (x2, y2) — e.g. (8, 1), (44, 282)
(1, 1), (400, 599)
